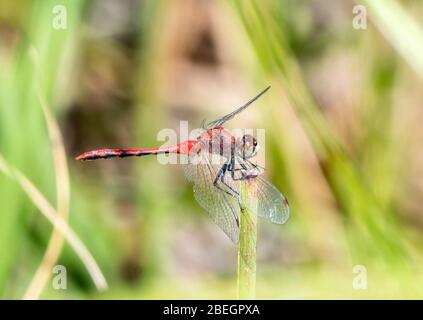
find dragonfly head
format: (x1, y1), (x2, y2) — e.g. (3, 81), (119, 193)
(236, 134), (259, 159)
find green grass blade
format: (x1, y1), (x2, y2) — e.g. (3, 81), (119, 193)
(237, 179), (258, 299)
(363, 0), (423, 79)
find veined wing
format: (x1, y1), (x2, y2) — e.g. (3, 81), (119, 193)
(234, 157), (289, 224)
(183, 146), (240, 243)
(206, 86), (271, 129)
(254, 176), (290, 224)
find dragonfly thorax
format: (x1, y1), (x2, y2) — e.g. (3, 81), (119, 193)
(199, 128), (235, 160)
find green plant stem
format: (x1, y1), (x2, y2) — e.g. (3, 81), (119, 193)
(237, 179), (258, 299)
(362, 0), (423, 80)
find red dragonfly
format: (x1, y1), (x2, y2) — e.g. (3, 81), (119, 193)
(76, 86), (289, 243)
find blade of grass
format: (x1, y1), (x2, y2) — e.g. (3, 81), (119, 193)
(362, 0), (423, 79)
(0, 0), (85, 294)
(237, 179), (258, 299)
(23, 48), (70, 299)
(0, 154), (108, 291)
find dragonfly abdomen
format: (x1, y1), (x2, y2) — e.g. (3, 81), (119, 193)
(75, 140), (196, 161)
(75, 148), (157, 160)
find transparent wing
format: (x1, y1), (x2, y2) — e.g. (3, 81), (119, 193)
(183, 146), (240, 243)
(254, 176), (290, 224)
(206, 86), (271, 129)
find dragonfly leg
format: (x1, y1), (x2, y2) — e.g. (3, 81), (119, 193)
(245, 159), (266, 172)
(230, 157), (260, 181)
(211, 163), (240, 228)
(227, 166), (243, 171)
(228, 159), (262, 172)
(213, 163), (239, 198)
(220, 167), (240, 197)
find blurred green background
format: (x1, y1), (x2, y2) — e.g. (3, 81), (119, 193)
(1, 0), (423, 299)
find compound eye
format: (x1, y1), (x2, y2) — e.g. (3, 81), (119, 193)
(242, 134), (254, 145)
(238, 134), (258, 159)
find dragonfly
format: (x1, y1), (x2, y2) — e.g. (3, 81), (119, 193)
(76, 86), (289, 243)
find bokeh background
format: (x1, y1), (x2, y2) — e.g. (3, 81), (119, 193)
(1, 0), (423, 299)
